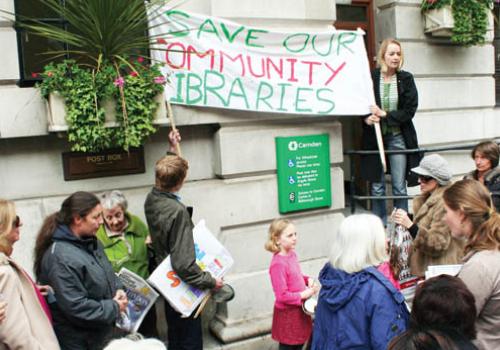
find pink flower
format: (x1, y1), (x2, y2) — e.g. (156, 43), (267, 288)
(31, 72), (39, 78)
(47, 72), (53, 77)
(114, 77), (125, 87)
(130, 71), (138, 77)
(154, 76), (166, 84)
(137, 57), (144, 63)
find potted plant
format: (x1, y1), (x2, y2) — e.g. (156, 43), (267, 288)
(422, 0), (494, 46)
(13, 0), (169, 152)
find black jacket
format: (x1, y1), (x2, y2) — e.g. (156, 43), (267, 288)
(144, 188), (216, 290)
(464, 167), (500, 212)
(39, 225), (120, 350)
(361, 68), (422, 186)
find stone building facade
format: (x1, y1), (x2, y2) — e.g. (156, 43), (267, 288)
(0, 0), (498, 349)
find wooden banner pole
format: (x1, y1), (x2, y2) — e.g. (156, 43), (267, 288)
(374, 122), (387, 173)
(166, 101), (182, 157)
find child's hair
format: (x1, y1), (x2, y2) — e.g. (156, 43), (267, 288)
(264, 218), (292, 253)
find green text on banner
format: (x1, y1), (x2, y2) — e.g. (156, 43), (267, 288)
(149, 9), (375, 115)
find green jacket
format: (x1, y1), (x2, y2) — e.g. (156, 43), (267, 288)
(96, 213), (150, 279)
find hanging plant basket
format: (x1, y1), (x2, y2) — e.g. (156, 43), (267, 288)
(421, 0), (494, 46)
(46, 92), (67, 132)
(46, 92), (167, 131)
(423, 5), (454, 37)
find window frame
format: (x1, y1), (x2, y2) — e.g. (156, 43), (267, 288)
(14, 0), (69, 87)
(334, 0), (375, 70)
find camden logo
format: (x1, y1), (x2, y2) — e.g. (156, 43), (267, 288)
(288, 141), (298, 151)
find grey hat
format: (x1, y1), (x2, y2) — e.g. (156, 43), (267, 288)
(411, 154), (452, 186)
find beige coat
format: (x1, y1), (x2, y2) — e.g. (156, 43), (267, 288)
(459, 250), (500, 350)
(409, 186), (466, 276)
(0, 253), (60, 350)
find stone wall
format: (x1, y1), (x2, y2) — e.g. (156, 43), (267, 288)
(2, 0), (499, 347)
(0, 0), (343, 348)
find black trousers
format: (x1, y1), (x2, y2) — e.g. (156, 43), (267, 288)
(279, 344), (304, 350)
(164, 301), (203, 350)
(138, 304), (158, 338)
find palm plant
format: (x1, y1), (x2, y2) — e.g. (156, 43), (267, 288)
(4, 0), (174, 152)
(15, 0), (168, 66)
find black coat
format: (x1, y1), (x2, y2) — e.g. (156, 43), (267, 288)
(39, 225), (121, 350)
(360, 68), (422, 187)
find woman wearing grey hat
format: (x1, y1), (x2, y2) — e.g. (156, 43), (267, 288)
(392, 154), (465, 277)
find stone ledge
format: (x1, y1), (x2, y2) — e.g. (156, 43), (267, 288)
(205, 332), (277, 350)
(215, 122), (343, 177)
(414, 108), (499, 144)
(416, 77), (494, 111)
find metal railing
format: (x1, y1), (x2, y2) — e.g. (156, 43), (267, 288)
(344, 140), (500, 214)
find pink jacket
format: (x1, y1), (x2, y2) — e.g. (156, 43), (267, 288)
(269, 250), (308, 309)
(0, 253), (60, 350)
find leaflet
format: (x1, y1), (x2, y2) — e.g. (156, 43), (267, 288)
(148, 219), (234, 317)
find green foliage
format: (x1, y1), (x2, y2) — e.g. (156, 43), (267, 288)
(38, 58), (165, 152)
(9, 0), (172, 152)
(421, 0), (494, 46)
(15, 0), (167, 67)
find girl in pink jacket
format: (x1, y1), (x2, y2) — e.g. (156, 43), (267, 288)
(265, 218), (318, 350)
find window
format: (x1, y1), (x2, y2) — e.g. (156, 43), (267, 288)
(334, 0), (375, 70)
(14, 0), (68, 86)
(14, 0), (150, 87)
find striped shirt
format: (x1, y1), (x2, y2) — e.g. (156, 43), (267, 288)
(379, 74), (401, 135)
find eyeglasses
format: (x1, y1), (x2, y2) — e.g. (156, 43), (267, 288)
(12, 215), (21, 228)
(419, 175), (434, 183)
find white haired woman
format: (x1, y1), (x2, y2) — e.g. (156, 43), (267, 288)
(312, 214), (409, 350)
(96, 190), (157, 337)
(104, 337), (166, 350)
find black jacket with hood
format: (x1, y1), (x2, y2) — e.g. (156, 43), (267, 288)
(39, 225), (121, 350)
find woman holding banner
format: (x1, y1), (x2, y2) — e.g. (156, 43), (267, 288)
(360, 38), (421, 225)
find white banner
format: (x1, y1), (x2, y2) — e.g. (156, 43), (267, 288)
(149, 9), (375, 115)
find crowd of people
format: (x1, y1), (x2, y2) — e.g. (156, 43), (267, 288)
(266, 37), (500, 350)
(267, 178), (499, 350)
(0, 130), (225, 350)
(0, 36), (499, 350)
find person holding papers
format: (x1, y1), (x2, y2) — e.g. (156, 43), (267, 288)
(392, 154), (465, 277)
(443, 179), (500, 350)
(361, 38), (421, 226)
(144, 131), (223, 350)
(96, 190), (157, 337)
(34, 191), (128, 350)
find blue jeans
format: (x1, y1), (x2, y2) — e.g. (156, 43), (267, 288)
(371, 133), (408, 225)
